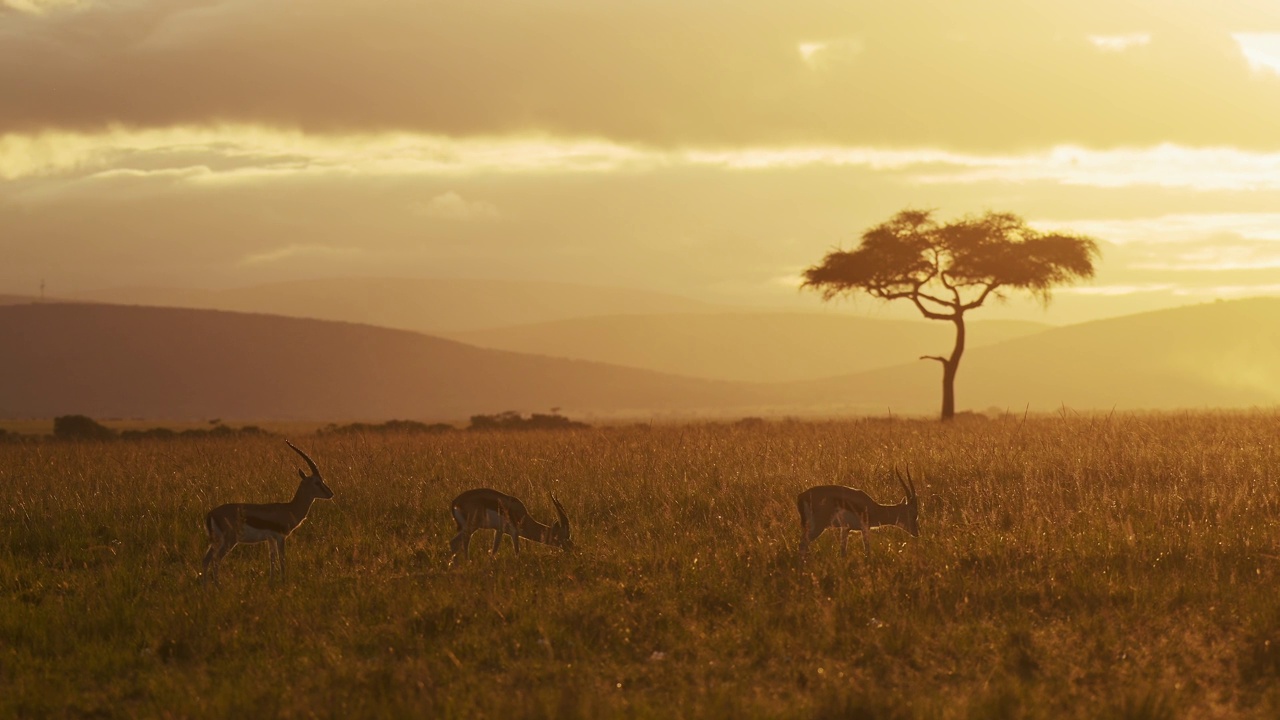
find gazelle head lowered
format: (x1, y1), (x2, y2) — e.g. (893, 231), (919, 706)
(449, 489), (572, 563)
(797, 466), (919, 558)
(548, 494), (573, 550)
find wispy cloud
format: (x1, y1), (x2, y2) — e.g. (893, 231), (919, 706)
(8, 127), (1280, 194)
(797, 38), (863, 69)
(0, 127), (655, 184)
(912, 145), (1280, 191)
(1061, 283), (1176, 296)
(240, 244), (362, 266)
(1040, 213), (1280, 245)
(1130, 246), (1280, 272)
(1172, 283), (1280, 298)
(1235, 33), (1280, 75)
(2, 0), (87, 15)
(412, 192), (500, 221)
(1087, 33), (1151, 52)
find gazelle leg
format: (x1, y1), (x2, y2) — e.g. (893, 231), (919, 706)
(265, 542), (275, 580)
(491, 528), (503, 555)
(207, 541), (234, 587)
(449, 529), (474, 566)
(861, 529), (871, 556)
(511, 527), (521, 554)
(802, 521), (826, 558)
(276, 537), (287, 582)
(202, 542), (219, 585)
(449, 530), (470, 561)
(202, 523), (230, 586)
(839, 528), (850, 557)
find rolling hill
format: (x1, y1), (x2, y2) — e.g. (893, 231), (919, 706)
(794, 297), (1280, 414)
(0, 303), (764, 421)
(69, 277), (722, 334)
(448, 314), (1049, 383)
(0, 298), (1275, 421)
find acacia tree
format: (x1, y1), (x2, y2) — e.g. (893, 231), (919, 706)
(803, 209), (1100, 421)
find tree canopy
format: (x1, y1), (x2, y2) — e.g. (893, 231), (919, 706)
(803, 208), (1100, 420)
(802, 209), (1099, 319)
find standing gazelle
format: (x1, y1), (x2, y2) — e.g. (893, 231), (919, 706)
(201, 440), (334, 586)
(449, 488), (572, 564)
(797, 467), (919, 558)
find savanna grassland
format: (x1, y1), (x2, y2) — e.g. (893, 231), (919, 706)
(4, 414), (1280, 719)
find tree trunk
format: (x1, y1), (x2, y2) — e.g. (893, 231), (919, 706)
(939, 314), (966, 422)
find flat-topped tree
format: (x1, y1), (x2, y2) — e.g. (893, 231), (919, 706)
(803, 209), (1100, 421)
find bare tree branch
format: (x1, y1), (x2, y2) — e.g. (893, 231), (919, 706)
(962, 282), (1001, 310)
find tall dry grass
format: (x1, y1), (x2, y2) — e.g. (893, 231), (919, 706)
(2, 413), (1279, 718)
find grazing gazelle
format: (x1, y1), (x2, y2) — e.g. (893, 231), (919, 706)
(797, 467), (919, 558)
(449, 488), (572, 563)
(201, 440), (334, 586)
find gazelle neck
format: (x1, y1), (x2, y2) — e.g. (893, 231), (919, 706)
(517, 517), (557, 546)
(288, 484), (320, 518)
(867, 499), (911, 529)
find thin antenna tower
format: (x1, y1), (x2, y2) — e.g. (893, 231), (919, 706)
(39, 279), (45, 303)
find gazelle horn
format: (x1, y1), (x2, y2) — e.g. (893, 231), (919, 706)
(285, 440), (320, 478)
(551, 493), (569, 529)
(895, 465), (915, 500)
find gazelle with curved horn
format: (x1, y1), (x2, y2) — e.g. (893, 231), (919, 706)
(796, 467), (919, 558)
(449, 489), (572, 563)
(201, 440), (335, 586)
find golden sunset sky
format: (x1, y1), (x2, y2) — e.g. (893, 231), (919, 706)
(3, 0), (1280, 323)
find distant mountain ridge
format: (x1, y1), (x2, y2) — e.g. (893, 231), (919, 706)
(69, 277), (722, 334)
(0, 297), (1275, 421)
(792, 297), (1280, 414)
(448, 313), (1049, 383)
(72, 278), (1053, 382)
(0, 303), (762, 421)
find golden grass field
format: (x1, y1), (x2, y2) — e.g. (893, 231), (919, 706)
(3, 413), (1280, 718)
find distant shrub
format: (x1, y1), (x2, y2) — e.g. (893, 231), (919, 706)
(53, 415), (117, 441)
(118, 424), (272, 441)
(320, 419), (455, 436)
(119, 427), (177, 441)
(468, 411), (589, 431)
